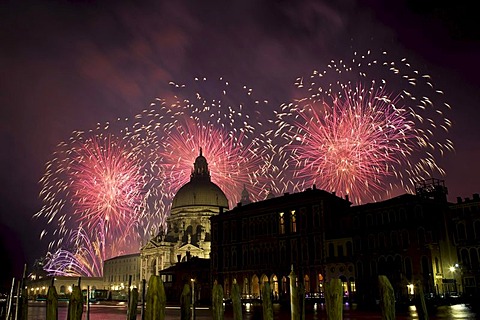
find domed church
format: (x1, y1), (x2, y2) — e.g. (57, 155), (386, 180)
(140, 149), (229, 281)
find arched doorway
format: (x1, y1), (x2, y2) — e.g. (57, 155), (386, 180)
(224, 278), (230, 298)
(318, 273), (324, 297)
(251, 275), (260, 298)
(260, 274), (269, 297)
(243, 277), (249, 298)
(304, 275), (310, 295)
(270, 275), (279, 300)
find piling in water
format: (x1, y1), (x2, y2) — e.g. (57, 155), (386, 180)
(67, 285), (83, 320)
(325, 279), (343, 320)
(289, 266), (300, 320)
(378, 275), (395, 320)
(128, 288), (139, 320)
(180, 283), (191, 320)
(46, 279), (58, 320)
(212, 280), (224, 320)
(145, 275), (166, 320)
(231, 279), (242, 320)
(262, 281), (273, 320)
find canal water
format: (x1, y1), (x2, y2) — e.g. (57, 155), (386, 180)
(25, 301), (478, 319)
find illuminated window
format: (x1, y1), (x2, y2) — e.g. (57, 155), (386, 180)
(342, 281), (348, 296)
(350, 281), (356, 292)
(407, 284), (414, 295)
(291, 210), (297, 233)
(318, 274), (324, 296)
(304, 275), (310, 293)
(279, 212), (285, 234)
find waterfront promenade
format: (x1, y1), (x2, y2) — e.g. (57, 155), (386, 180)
(24, 300), (478, 320)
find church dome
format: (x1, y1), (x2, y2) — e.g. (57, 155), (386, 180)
(171, 149), (228, 211)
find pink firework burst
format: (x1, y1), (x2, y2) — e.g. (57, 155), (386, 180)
(156, 117), (264, 206)
(277, 50), (454, 203)
(36, 131), (149, 265)
(130, 77), (282, 210)
(290, 84), (416, 201)
(69, 135), (146, 238)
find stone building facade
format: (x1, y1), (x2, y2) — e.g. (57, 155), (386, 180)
(210, 186), (351, 302)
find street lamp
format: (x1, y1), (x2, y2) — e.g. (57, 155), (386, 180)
(191, 278), (195, 320)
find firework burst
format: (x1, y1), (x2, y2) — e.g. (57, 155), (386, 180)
(43, 226), (105, 277)
(130, 77), (282, 211)
(276, 50), (454, 203)
(35, 127), (161, 275)
(69, 135), (146, 235)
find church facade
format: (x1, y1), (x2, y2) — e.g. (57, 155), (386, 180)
(140, 150), (229, 282)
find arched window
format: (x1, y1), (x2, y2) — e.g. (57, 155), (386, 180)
(378, 233), (386, 249)
(356, 261), (363, 278)
(366, 214), (374, 226)
(376, 213), (383, 225)
(279, 212), (285, 234)
(353, 237), (362, 252)
(282, 276), (288, 294)
(243, 278), (249, 298)
(349, 277), (356, 293)
(346, 241), (353, 256)
(404, 257), (413, 281)
(338, 245), (344, 257)
(421, 256), (430, 278)
(470, 248), (479, 268)
(378, 256), (386, 274)
(280, 241), (286, 263)
(232, 248), (237, 267)
(304, 275), (310, 294)
(368, 234), (376, 249)
(329, 243), (335, 257)
(318, 273), (324, 296)
(417, 228), (426, 245)
(291, 210), (297, 233)
(435, 257), (440, 274)
(457, 223), (467, 240)
(271, 275), (279, 300)
(401, 230), (410, 248)
(339, 275), (348, 296)
(474, 220), (480, 239)
(251, 275), (260, 298)
(461, 248), (471, 268)
(390, 231), (399, 248)
(353, 216), (360, 229)
(414, 205), (423, 219)
(224, 278), (230, 297)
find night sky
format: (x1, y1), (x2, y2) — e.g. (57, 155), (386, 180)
(1, 0), (479, 291)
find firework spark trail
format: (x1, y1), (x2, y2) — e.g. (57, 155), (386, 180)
(43, 226), (105, 277)
(275, 50), (454, 203)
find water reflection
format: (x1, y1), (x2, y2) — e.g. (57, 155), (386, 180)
(26, 301), (477, 320)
